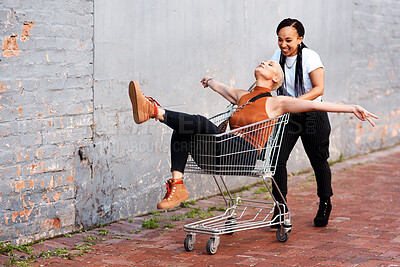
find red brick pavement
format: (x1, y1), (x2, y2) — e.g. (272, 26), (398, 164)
(2, 145), (400, 266)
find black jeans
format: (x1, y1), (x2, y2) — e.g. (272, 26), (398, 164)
(161, 110), (258, 174)
(272, 111), (333, 203)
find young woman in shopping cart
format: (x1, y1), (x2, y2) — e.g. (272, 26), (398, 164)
(128, 61), (378, 210)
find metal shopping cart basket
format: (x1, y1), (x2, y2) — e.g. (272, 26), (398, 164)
(183, 107), (291, 255)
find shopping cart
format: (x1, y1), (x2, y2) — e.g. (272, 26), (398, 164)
(183, 104), (291, 255)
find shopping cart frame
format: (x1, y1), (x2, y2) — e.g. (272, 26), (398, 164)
(183, 108), (291, 255)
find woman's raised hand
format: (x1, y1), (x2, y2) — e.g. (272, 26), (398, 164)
(352, 105), (379, 127)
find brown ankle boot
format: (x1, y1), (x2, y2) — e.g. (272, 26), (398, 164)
(157, 179), (189, 210)
(128, 80), (160, 124)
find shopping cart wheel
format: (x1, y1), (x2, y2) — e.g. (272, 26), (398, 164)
(184, 234), (195, 252)
(276, 227), (289, 242)
(206, 237), (219, 255)
(225, 218), (236, 235)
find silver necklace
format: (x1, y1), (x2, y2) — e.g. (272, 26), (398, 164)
(285, 58), (297, 69)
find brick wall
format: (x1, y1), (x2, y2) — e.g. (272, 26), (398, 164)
(347, 0), (400, 151)
(0, 0), (93, 244)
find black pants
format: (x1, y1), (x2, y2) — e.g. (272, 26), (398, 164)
(272, 111), (333, 203)
(161, 110), (257, 174)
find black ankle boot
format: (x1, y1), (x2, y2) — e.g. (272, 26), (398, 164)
(314, 197), (332, 227)
(270, 204), (286, 229)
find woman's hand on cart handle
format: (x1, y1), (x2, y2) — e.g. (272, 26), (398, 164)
(201, 76), (214, 88)
(352, 105), (379, 127)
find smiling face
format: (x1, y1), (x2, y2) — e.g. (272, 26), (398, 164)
(277, 26), (303, 57)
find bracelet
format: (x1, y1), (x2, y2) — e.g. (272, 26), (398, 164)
(205, 77), (214, 85)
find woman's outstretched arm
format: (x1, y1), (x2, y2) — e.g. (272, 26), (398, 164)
(266, 96), (379, 127)
(201, 76), (248, 105)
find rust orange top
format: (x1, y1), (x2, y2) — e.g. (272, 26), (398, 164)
(229, 86), (276, 149)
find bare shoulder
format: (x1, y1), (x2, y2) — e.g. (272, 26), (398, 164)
(268, 95), (288, 104)
(234, 89), (251, 104)
(237, 89), (250, 96)
(265, 96), (284, 118)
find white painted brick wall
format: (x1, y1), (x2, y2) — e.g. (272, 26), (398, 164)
(0, 0), (93, 244)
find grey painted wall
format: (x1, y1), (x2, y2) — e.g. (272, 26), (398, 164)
(1, 0), (399, 244)
(91, 0), (351, 222)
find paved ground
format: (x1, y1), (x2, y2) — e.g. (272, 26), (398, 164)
(1, 145), (400, 266)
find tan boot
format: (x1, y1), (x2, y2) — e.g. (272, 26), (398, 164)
(128, 80), (160, 124)
(157, 179), (189, 210)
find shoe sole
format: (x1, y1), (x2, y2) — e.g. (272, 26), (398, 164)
(128, 80), (142, 124)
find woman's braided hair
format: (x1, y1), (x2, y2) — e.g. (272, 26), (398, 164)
(276, 18), (307, 97)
